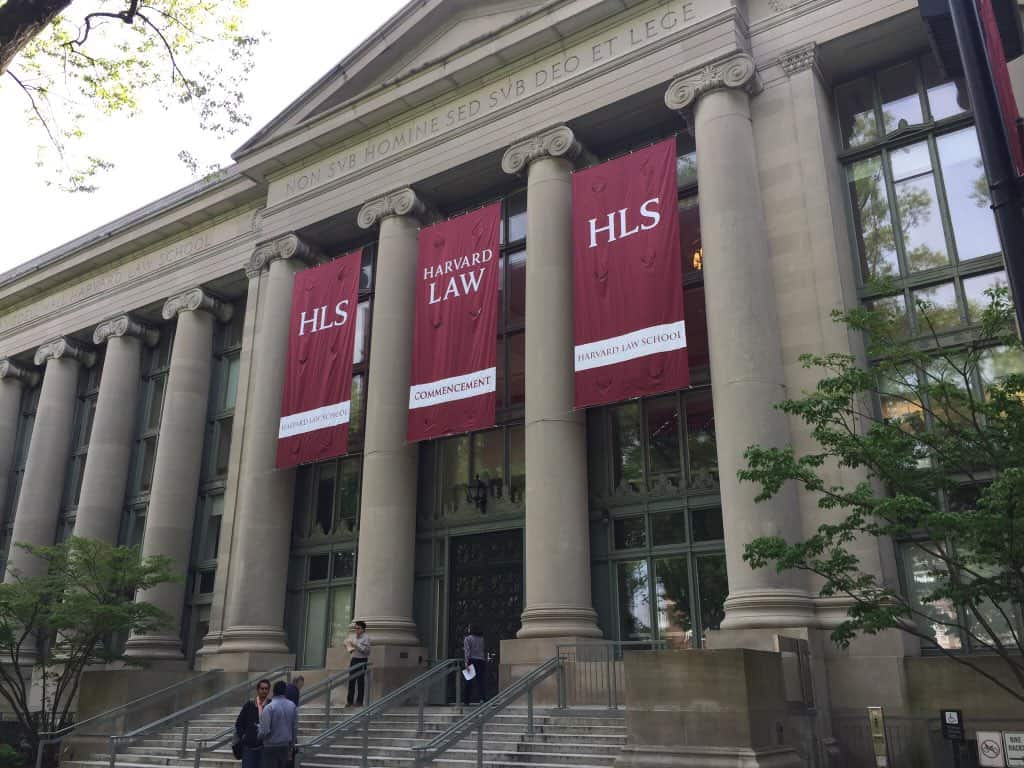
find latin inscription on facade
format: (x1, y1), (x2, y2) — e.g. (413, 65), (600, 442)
(270, 0), (700, 206)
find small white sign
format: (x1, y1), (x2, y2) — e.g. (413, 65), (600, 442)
(1005, 731), (1024, 767)
(977, 731), (1005, 767)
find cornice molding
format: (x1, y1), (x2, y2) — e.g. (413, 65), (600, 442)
(501, 125), (583, 176)
(357, 188), (429, 230)
(162, 288), (233, 323)
(246, 233), (320, 278)
(664, 53), (762, 112)
(0, 359), (39, 387)
(33, 337), (96, 368)
(93, 314), (159, 347)
(778, 42), (820, 78)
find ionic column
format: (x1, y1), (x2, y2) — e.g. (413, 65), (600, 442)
(0, 361), (38, 536)
(502, 127), (600, 639)
(219, 235), (315, 658)
(4, 339), (94, 582)
(665, 54), (814, 629)
(74, 316), (158, 543)
(350, 189), (427, 648)
(124, 289), (231, 659)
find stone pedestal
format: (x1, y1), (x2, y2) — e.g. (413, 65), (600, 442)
(614, 649), (803, 768)
(74, 316), (157, 543)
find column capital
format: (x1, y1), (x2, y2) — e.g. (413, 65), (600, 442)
(246, 233), (320, 278)
(93, 314), (159, 347)
(778, 43), (820, 79)
(162, 288), (233, 323)
(357, 188), (428, 230)
(664, 52), (762, 112)
(0, 359), (39, 387)
(501, 125), (583, 176)
(33, 337), (95, 368)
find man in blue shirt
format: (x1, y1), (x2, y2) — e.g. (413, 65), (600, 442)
(258, 680), (298, 768)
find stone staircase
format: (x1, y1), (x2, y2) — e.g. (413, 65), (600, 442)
(61, 705), (626, 768)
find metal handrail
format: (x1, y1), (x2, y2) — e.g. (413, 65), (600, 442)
(295, 659), (463, 768)
(191, 664), (373, 768)
(412, 656), (566, 768)
(106, 665), (292, 768)
(34, 667), (223, 768)
(555, 638), (668, 709)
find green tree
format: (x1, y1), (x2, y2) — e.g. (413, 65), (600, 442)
(0, 537), (176, 764)
(739, 289), (1024, 703)
(0, 0), (261, 191)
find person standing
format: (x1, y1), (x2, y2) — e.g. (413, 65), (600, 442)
(258, 680), (298, 768)
(463, 625), (487, 704)
(345, 620), (371, 706)
(285, 675), (304, 707)
(234, 679), (270, 768)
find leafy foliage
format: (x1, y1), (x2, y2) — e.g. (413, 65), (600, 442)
(739, 288), (1024, 702)
(0, 0), (262, 191)
(0, 537), (176, 761)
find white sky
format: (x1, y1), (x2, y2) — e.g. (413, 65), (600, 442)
(0, 0), (410, 275)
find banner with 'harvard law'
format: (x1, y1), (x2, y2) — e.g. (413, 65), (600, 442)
(572, 138), (689, 408)
(277, 250), (362, 469)
(408, 203), (501, 442)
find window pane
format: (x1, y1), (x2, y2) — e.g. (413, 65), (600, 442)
(147, 376), (166, 431)
(440, 435), (470, 516)
(507, 192), (527, 244)
(330, 586), (354, 647)
(315, 463), (336, 536)
(697, 554), (728, 642)
(79, 398), (97, 448)
(139, 436), (157, 492)
(922, 54), (968, 121)
(360, 249), (374, 291)
(879, 61), (923, 133)
(655, 556), (693, 649)
(349, 374), (365, 442)
(611, 402), (643, 494)
(308, 554), (330, 582)
(613, 517), (646, 550)
(878, 367), (925, 433)
(685, 391), (718, 490)
(645, 396), (680, 477)
(509, 426), (525, 505)
(978, 345), (1024, 399)
(336, 458), (360, 534)
(303, 590), (329, 666)
(198, 570), (216, 594)
(616, 560), (652, 640)
(938, 128), (1001, 262)
(200, 495), (223, 562)
(867, 293), (911, 338)
(507, 250), (526, 326)
(508, 332), (525, 406)
(848, 157), (899, 280)
(691, 507), (724, 542)
(893, 175), (949, 272)
(684, 286), (709, 384)
(836, 77), (879, 147)
(651, 510), (687, 546)
(912, 282), (961, 332)
(472, 429), (505, 502)
(963, 270), (1007, 323)
(354, 300), (370, 364)
(333, 550), (355, 579)
(222, 357), (240, 411)
(680, 197), (702, 279)
(900, 543), (962, 650)
(214, 416), (232, 477)
(677, 151), (698, 189)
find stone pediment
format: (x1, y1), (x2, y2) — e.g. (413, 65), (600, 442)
(237, 0), (553, 157)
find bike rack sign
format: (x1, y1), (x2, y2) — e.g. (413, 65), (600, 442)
(977, 731), (1005, 767)
(1005, 731), (1024, 767)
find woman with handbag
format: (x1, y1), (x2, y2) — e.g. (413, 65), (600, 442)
(234, 679), (270, 767)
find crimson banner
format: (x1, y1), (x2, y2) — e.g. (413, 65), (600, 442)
(408, 203), (501, 442)
(276, 250), (361, 469)
(572, 138), (689, 408)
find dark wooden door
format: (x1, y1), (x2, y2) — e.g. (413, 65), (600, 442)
(448, 529), (523, 699)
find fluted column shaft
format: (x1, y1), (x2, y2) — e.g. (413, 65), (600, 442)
(4, 340), (93, 582)
(219, 236), (310, 656)
(351, 189), (425, 647)
(0, 362), (37, 539)
(125, 290), (228, 659)
(666, 54), (813, 629)
(74, 317), (156, 543)
(503, 128), (600, 639)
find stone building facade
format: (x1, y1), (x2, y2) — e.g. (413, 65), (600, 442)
(1, 0), (1022, 762)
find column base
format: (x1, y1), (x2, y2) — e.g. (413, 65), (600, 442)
(194, 631), (222, 659)
(615, 745), (803, 768)
(720, 588), (817, 630)
(196, 649), (295, 672)
(516, 605), (601, 639)
(218, 624), (291, 655)
(352, 615), (421, 647)
(123, 633), (184, 660)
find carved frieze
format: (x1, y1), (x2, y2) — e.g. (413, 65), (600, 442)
(93, 314), (159, 346)
(664, 53), (762, 112)
(778, 43), (819, 78)
(162, 288), (233, 323)
(33, 337), (96, 368)
(356, 188), (428, 230)
(501, 126), (583, 175)
(0, 358), (40, 387)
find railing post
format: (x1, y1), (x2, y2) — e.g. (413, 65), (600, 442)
(609, 644), (618, 709)
(34, 741), (44, 768)
(527, 689), (534, 735)
(107, 737), (117, 768)
(557, 662), (567, 710)
(361, 717), (369, 768)
(455, 663), (462, 707)
(417, 688), (425, 735)
(180, 719), (189, 756)
(193, 739), (202, 768)
(477, 722), (484, 768)
(366, 666), (373, 706)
